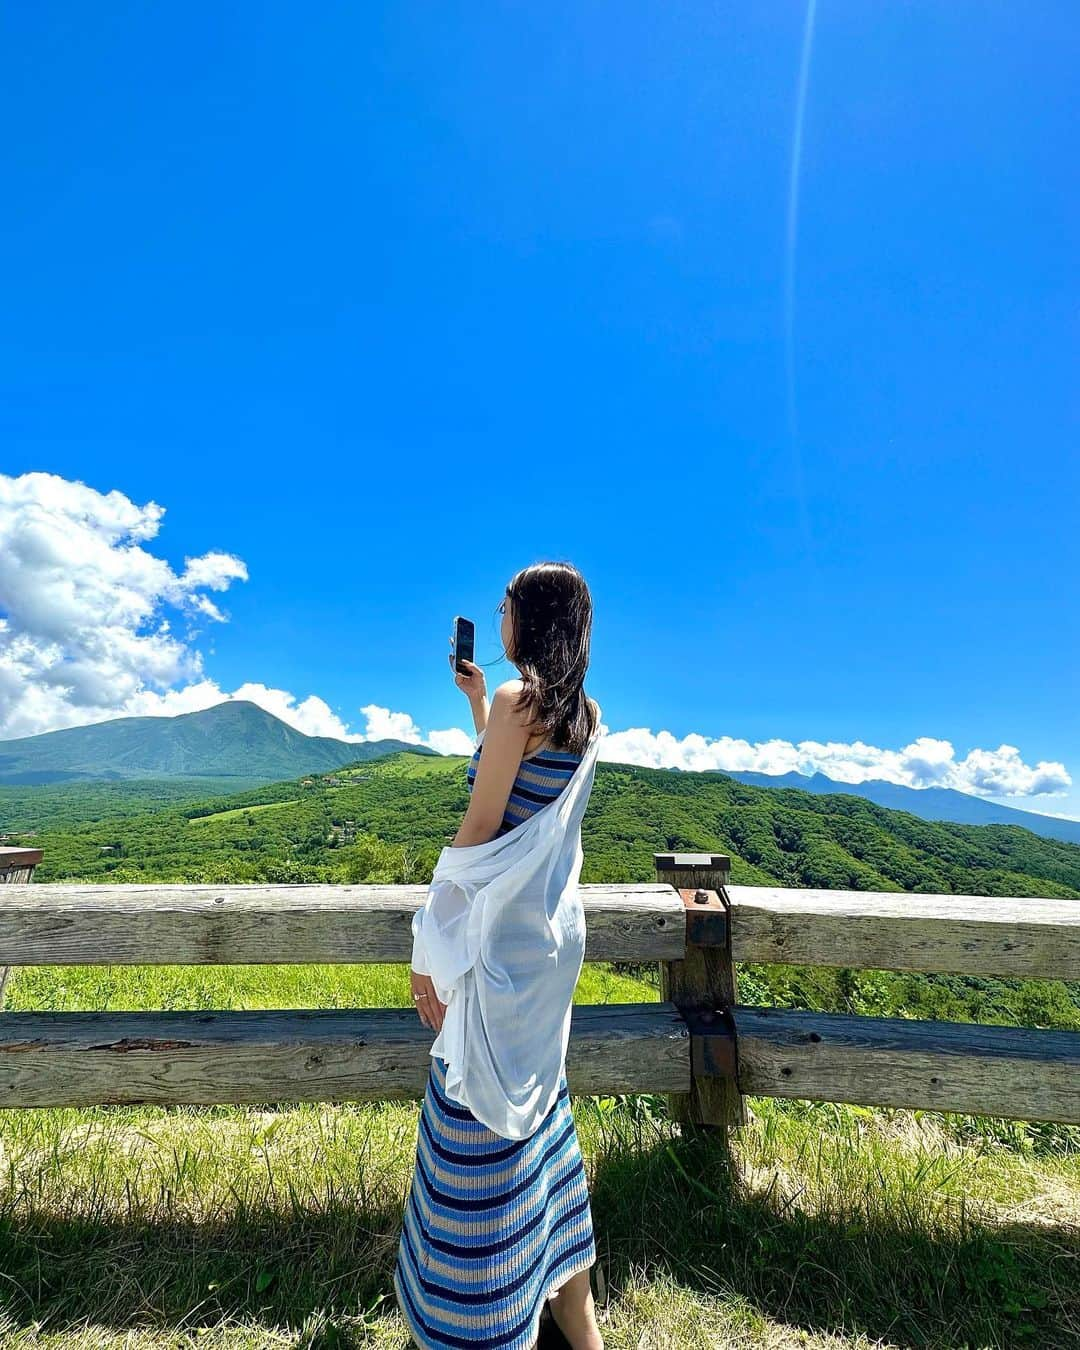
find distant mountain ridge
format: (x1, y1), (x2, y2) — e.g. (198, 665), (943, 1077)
(718, 768), (1080, 847)
(0, 700), (437, 785)
(4, 701), (1076, 849)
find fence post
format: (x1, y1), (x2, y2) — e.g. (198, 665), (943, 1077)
(654, 851), (747, 1136)
(0, 848), (43, 1010)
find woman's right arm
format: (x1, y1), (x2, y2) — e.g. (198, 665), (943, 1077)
(469, 691), (489, 735)
(449, 649), (488, 734)
(449, 685), (529, 846)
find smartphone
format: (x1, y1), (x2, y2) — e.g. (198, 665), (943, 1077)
(452, 615), (475, 674)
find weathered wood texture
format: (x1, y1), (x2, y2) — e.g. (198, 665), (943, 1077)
(0, 849), (40, 1011)
(0, 883), (685, 966)
(726, 886), (1080, 980)
(733, 1007), (1080, 1124)
(655, 853), (747, 1132)
(9, 883), (1077, 980)
(0, 848), (44, 874)
(0, 1001), (689, 1109)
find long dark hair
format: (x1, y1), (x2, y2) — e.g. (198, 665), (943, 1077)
(501, 561), (599, 757)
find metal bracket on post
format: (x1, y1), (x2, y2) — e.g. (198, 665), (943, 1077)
(678, 887), (729, 948)
(655, 852), (747, 1135)
(681, 1006), (738, 1081)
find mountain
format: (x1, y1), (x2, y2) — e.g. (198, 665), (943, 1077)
(0, 701), (437, 785)
(715, 769), (1080, 847)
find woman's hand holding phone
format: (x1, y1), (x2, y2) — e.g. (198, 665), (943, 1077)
(448, 639), (486, 703)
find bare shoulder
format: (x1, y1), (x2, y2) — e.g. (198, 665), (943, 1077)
(490, 680), (530, 724)
(492, 678), (525, 705)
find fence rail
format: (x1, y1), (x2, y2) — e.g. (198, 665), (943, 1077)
(1, 852), (1078, 1128)
(726, 885), (1080, 981)
(0, 1004), (690, 1109)
(733, 1008), (1080, 1124)
(0, 882), (682, 966)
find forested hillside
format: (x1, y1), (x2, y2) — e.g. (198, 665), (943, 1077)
(8, 748), (1080, 898)
(725, 766), (1080, 845)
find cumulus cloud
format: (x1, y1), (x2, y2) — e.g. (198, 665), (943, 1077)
(597, 726), (1072, 800)
(354, 704), (476, 756)
(425, 726), (479, 757)
(0, 471), (248, 739)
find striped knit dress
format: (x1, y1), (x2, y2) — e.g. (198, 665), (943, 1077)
(393, 739), (598, 1349)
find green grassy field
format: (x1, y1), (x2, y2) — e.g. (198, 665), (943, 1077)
(1, 959), (1077, 1349)
(187, 800), (301, 827)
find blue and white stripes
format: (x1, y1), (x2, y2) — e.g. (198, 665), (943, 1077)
(393, 1054), (596, 1348)
(466, 744), (583, 836)
(394, 734), (597, 1344)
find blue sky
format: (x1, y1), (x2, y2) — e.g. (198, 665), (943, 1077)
(1, 3), (1078, 817)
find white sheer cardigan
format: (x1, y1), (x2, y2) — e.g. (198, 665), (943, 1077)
(409, 718), (603, 1140)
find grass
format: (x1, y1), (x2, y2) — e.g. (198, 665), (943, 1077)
(187, 802), (301, 827)
(368, 753), (468, 780)
(1, 961), (1078, 1349)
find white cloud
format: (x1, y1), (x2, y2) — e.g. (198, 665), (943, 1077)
(176, 552), (248, 593)
(354, 703), (475, 756)
(596, 726), (1072, 800)
(357, 703), (424, 744)
(425, 726), (478, 757)
(0, 471), (249, 740)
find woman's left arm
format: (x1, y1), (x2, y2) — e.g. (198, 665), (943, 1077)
(451, 684), (530, 847)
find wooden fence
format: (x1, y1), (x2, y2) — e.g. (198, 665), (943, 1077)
(0, 847), (44, 1009)
(0, 850), (1077, 1130)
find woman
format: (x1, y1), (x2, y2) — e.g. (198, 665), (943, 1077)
(393, 561), (605, 1350)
